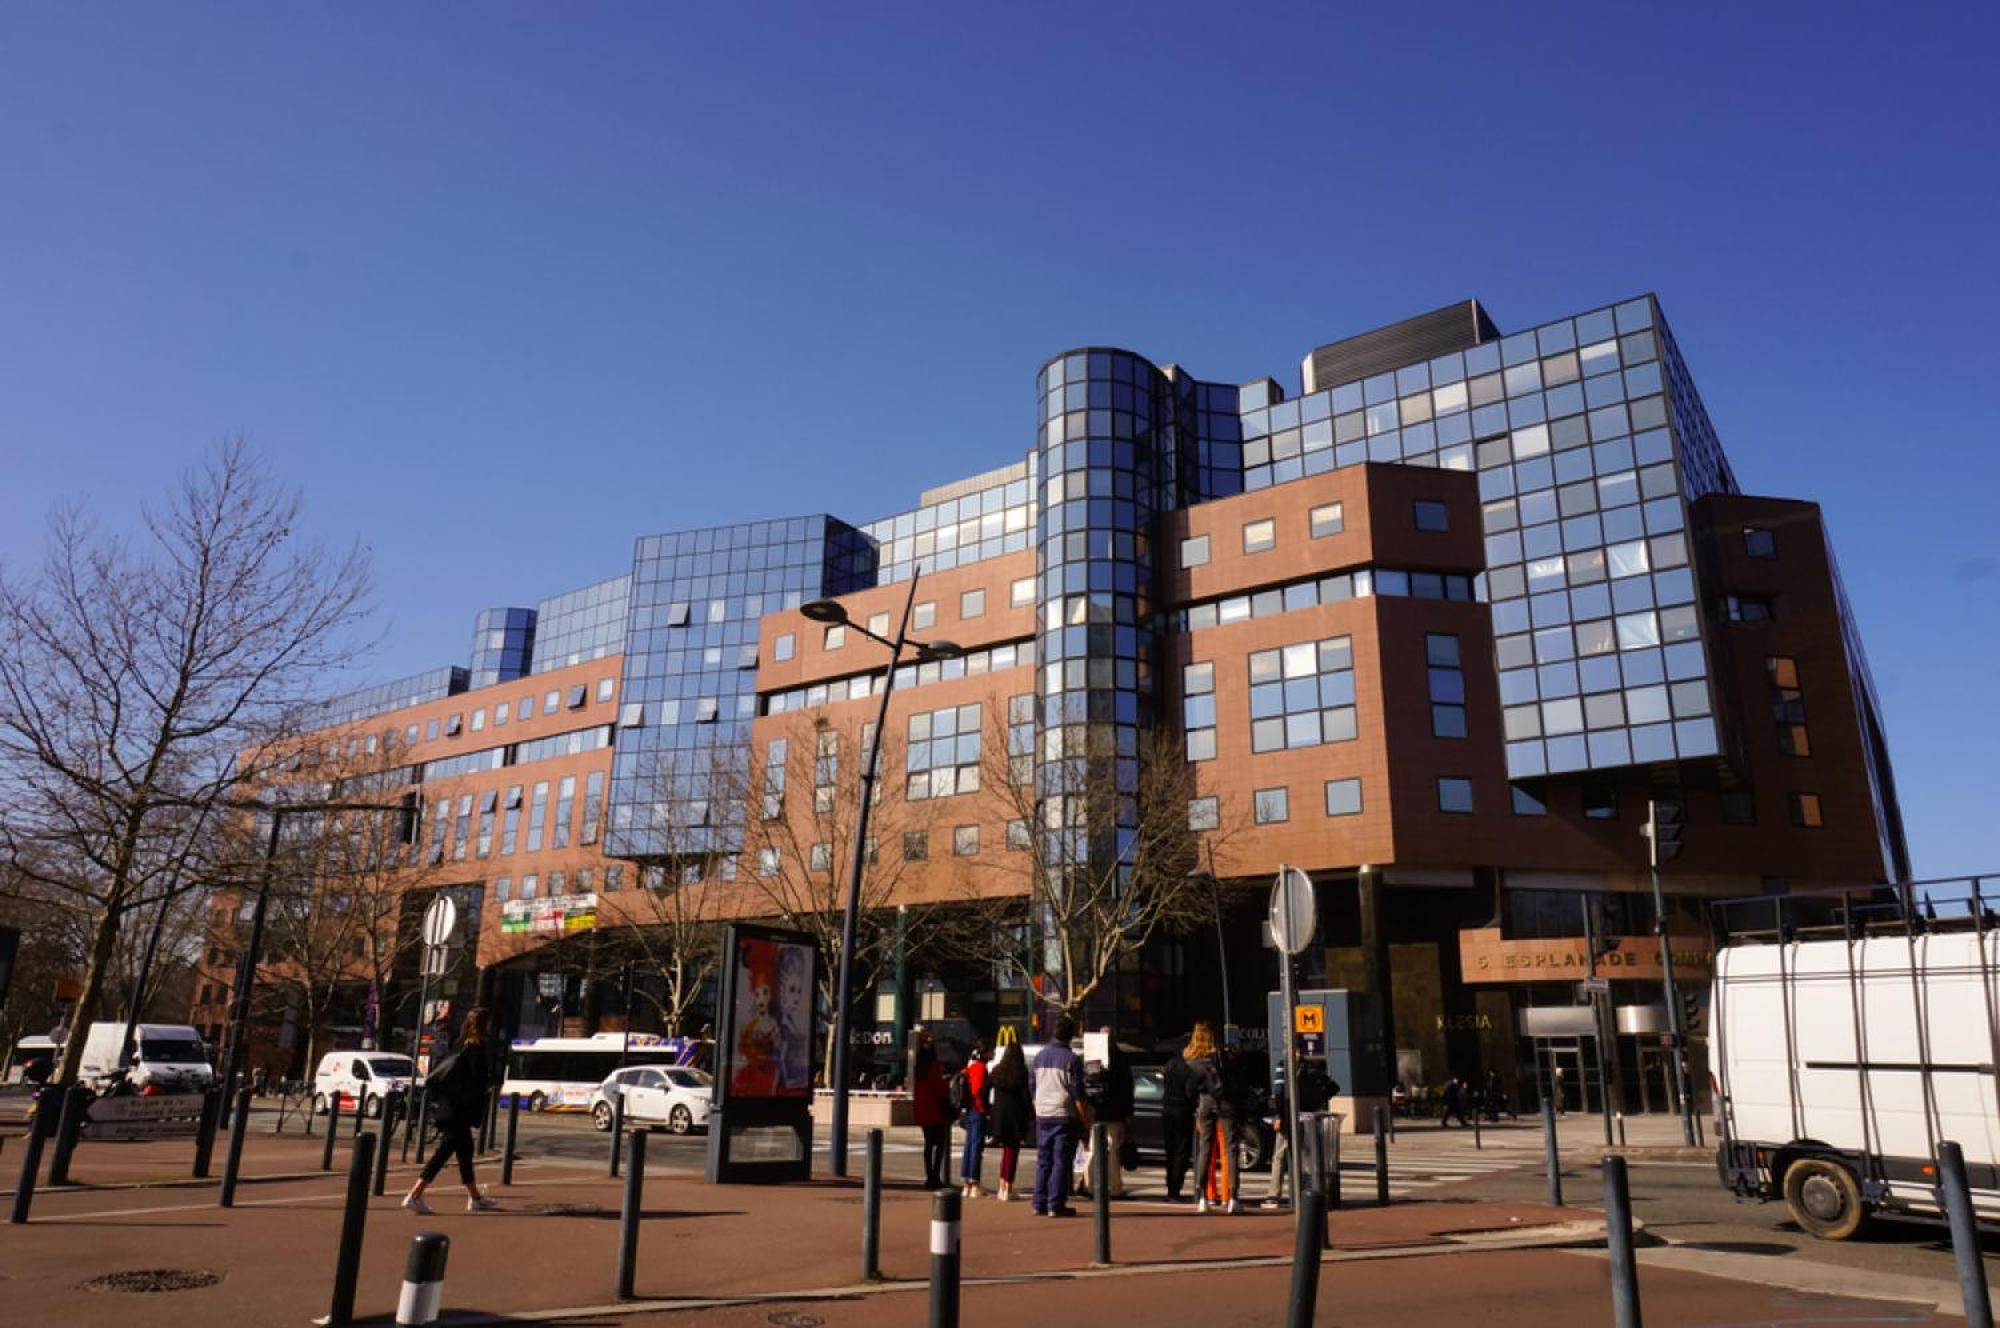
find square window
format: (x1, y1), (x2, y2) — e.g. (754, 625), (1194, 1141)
(1744, 527), (1776, 559)
(1414, 499), (1449, 532)
(1186, 728), (1216, 762)
(544, 689), (560, 713)
(1788, 792), (1823, 828)
(1006, 819), (1031, 850)
(1432, 704), (1467, 738)
(1011, 577), (1035, 607)
(903, 831), (928, 861)
(1181, 535), (1210, 569)
(913, 602), (936, 630)
(495, 702), (509, 725)
(1436, 777), (1474, 813)
(824, 624), (846, 650)
(1425, 634), (1461, 667)
(1253, 787), (1290, 824)
(444, 714), (463, 736)
(1309, 503), (1345, 539)
(1188, 797), (1220, 831)
(866, 611), (891, 637)
(774, 633), (795, 662)
(618, 702), (645, 728)
(953, 825), (980, 856)
(961, 588), (985, 619)
(1184, 661), (1214, 695)
(1511, 783), (1548, 816)
(1323, 779), (1362, 817)
(596, 677), (616, 702)
(1242, 519), (1276, 554)
(567, 684), (587, 709)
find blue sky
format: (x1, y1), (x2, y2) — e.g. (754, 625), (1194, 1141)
(2, 4), (1995, 877)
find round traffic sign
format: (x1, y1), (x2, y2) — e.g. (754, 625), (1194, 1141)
(1268, 865), (1316, 956)
(422, 895), (458, 948)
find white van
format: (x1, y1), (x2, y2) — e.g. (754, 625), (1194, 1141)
(76, 1022), (214, 1093)
(312, 1050), (416, 1118)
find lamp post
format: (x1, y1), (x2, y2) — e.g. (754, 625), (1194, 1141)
(801, 575), (961, 1178)
(1188, 842), (1233, 1036)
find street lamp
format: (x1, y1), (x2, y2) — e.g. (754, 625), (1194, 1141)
(806, 574), (962, 1178)
(1187, 842), (1233, 1035)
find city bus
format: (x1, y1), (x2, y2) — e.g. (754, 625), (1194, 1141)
(500, 1033), (693, 1111)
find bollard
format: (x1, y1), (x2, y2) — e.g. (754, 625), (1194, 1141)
(322, 1093), (343, 1172)
(219, 1084), (254, 1207)
(46, 1082), (88, 1187)
(192, 1085), (222, 1179)
(1473, 1100), (1482, 1150)
(325, 1131), (377, 1327)
(929, 1187), (961, 1328)
(615, 1129), (647, 1299)
(1091, 1122), (1111, 1265)
(1285, 1187), (1326, 1328)
(354, 1090), (367, 1138)
(1541, 1097), (1564, 1207)
(501, 1093), (520, 1186)
(1373, 1107), (1390, 1207)
(1604, 1154), (1642, 1328)
(861, 1128), (884, 1281)
(396, 1231), (451, 1326)
(480, 1084), (498, 1156)
(609, 1090), (625, 1178)
(373, 1095), (399, 1198)
(1937, 1141), (1994, 1328)
(1616, 1111), (1628, 1148)
(1321, 1114), (1340, 1212)
(9, 1087), (58, 1224)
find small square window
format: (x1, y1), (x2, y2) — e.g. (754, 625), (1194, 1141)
(1181, 535), (1210, 569)
(1437, 777), (1474, 813)
(567, 685), (587, 709)
(1744, 527), (1776, 559)
(495, 702), (510, 726)
(903, 831), (928, 861)
(1253, 786), (1289, 824)
(1188, 796), (1220, 831)
(1006, 818), (1031, 850)
(1242, 519), (1277, 554)
(1010, 577), (1035, 607)
(444, 714), (462, 737)
(1511, 783), (1548, 816)
(1788, 792), (1823, 828)
(596, 677), (616, 702)
(961, 588), (985, 619)
(518, 696), (534, 720)
(1432, 704), (1468, 738)
(757, 848), (780, 877)
(1414, 500), (1450, 532)
(824, 624), (846, 650)
(1323, 779), (1362, 817)
(809, 842), (832, 872)
(952, 825), (979, 857)
(470, 708), (486, 732)
(913, 602), (936, 630)
(774, 632), (796, 662)
(544, 690), (560, 714)
(619, 702), (645, 728)
(1309, 502), (1345, 539)
(867, 611), (891, 637)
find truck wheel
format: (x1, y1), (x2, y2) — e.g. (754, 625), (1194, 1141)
(1783, 1157), (1867, 1240)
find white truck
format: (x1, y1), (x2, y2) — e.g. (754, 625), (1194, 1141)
(75, 1022), (216, 1094)
(1713, 913), (2000, 1239)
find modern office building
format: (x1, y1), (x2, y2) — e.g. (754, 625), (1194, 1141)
(192, 294), (1906, 1114)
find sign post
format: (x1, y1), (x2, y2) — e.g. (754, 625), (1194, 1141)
(1269, 865), (1316, 1214)
(414, 896), (458, 1073)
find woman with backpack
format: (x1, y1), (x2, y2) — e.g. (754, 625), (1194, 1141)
(909, 1027), (950, 1190)
(986, 1028), (1031, 1201)
(956, 1037), (992, 1198)
(402, 1007), (498, 1215)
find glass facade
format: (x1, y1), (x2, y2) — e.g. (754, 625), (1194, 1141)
(531, 575), (631, 674)
(469, 607), (536, 688)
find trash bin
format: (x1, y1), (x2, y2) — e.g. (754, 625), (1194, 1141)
(1297, 1111), (1344, 1206)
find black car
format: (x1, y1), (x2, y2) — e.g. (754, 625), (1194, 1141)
(1121, 1063), (1273, 1172)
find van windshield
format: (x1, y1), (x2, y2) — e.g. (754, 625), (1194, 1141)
(139, 1037), (208, 1065)
(367, 1057), (414, 1077)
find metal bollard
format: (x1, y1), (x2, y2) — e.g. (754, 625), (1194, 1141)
(9, 1087), (59, 1224)
(325, 1131), (377, 1327)
(46, 1082), (88, 1187)
(373, 1095), (398, 1198)
(615, 1129), (646, 1299)
(395, 1231), (451, 1326)
(480, 1085), (498, 1156)
(354, 1090), (367, 1138)
(1373, 1107), (1390, 1207)
(192, 1085), (222, 1179)
(1321, 1113), (1341, 1213)
(1937, 1141), (1994, 1328)
(1616, 1111), (1628, 1148)
(861, 1128), (884, 1281)
(1285, 1187), (1326, 1328)
(1604, 1154), (1642, 1328)
(609, 1090), (625, 1177)
(1091, 1122), (1111, 1265)
(322, 1093), (343, 1172)
(929, 1187), (961, 1328)
(219, 1084), (254, 1207)
(501, 1094), (520, 1186)
(1473, 1100), (1482, 1150)
(1542, 1097), (1564, 1206)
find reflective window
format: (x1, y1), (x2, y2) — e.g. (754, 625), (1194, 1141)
(1414, 500), (1449, 532)
(1253, 787), (1289, 824)
(1436, 777), (1474, 813)
(961, 588), (985, 620)
(906, 703), (982, 800)
(1788, 792), (1823, 828)
(1011, 577), (1035, 607)
(1511, 782), (1548, 816)
(913, 602), (936, 630)
(1323, 779), (1362, 817)
(1247, 635), (1354, 754)
(1309, 503), (1345, 539)
(1744, 527), (1776, 559)
(774, 633), (796, 662)
(952, 825), (979, 857)
(824, 624), (846, 650)
(903, 831), (928, 861)
(1242, 519), (1276, 554)
(1188, 797), (1220, 831)
(1181, 535), (1210, 568)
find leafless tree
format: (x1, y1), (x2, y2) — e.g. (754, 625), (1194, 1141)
(972, 713), (1239, 1020)
(0, 441), (371, 1083)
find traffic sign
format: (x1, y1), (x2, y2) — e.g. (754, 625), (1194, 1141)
(422, 895), (458, 948)
(1579, 976), (1611, 996)
(1269, 866), (1316, 957)
(1294, 1005), (1325, 1034)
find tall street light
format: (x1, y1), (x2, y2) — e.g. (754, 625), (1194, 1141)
(801, 574), (961, 1178)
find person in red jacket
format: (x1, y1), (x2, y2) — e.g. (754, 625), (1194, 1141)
(958, 1038), (992, 1198)
(909, 1027), (950, 1190)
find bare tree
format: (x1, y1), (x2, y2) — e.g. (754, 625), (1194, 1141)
(0, 442), (371, 1083)
(973, 714), (1238, 1020)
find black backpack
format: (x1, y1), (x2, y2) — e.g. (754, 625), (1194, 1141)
(948, 1069), (972, 1113)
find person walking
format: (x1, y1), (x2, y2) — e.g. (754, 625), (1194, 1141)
(958, 1038), (992, 1198)
(1161, 1040), (1195, 1202)
(1092, 1028), (1134, 1199)
(1441, 1075), (1471, 1128)
(402, 1007), (499, 1214)
(988, 1029), (1031, 1202)
(1030, 1015), (1088, 1217)
(1186, 1022), (1241, 1214)
(910, 1028), (950, 1190)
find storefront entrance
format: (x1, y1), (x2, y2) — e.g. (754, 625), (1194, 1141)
(1530, 1035), (1604, 1116)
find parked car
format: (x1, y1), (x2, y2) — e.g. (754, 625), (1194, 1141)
(588, 1065), (713, 1135)
(1125, 1064), (1273, 1173)
(312, 1051), (416, 1118)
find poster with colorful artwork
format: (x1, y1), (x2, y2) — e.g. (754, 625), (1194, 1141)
(726, 931), (814, 1099)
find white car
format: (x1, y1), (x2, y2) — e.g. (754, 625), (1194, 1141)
(312, 1051), (416, 1118)
(588, 1065), (713, 1135)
